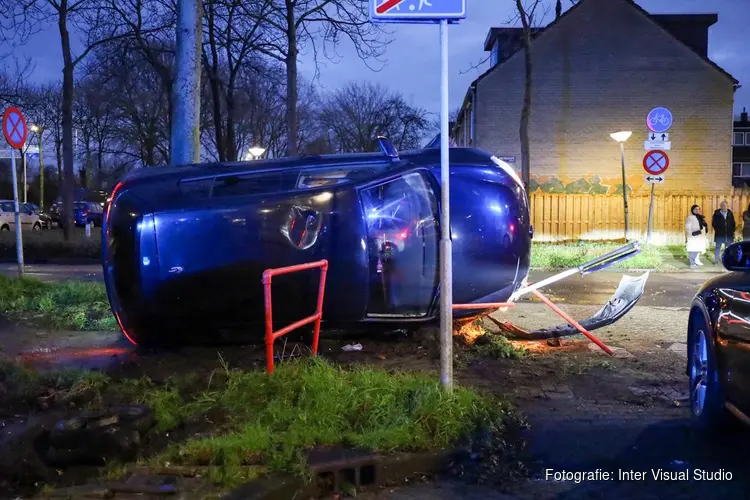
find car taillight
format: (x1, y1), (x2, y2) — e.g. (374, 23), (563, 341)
(83, 210), (89, 216)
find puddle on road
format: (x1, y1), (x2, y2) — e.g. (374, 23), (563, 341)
(10, 331), (136, 371)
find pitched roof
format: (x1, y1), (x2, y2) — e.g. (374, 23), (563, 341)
(458, 0), (739, 114)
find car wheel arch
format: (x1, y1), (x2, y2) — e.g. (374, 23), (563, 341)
(688, 299), (715, 376)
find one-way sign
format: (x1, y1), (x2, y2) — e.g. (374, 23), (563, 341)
(644, 175), (665, 184)
(647, 132), (669, 142)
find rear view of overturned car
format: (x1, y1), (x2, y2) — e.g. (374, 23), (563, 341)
(103, 140), (533, 345)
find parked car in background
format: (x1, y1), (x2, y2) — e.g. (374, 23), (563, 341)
(23, 203), (53, 229)
(0, 200), (42, 231)
(689, 240), (750, 429)
(73, 201), (104, 227)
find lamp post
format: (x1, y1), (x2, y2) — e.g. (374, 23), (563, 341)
(610, 131), (632, 241)
(244, 146), (266, 161)
(30, 125), (44, 211)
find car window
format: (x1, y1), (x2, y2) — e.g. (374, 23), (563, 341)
(297, 165), (388, 189)
(0, 202), (14, 212)
(211, 172), (283, 198)
(74, 203), (86, 210)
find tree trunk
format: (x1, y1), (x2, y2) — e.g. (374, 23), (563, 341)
(171, 0), (203, 165)
(226, 88), (236, 161)
(517, 0), (533, 192)
(59, 3), (75, 240)
(55, 137), (62, 189)
(205, 4), (225, 162)
(555, 0), (562, 19)
(285, 1), (298, 157)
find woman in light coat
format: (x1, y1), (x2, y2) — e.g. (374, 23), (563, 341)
(686, 204), (708, 268)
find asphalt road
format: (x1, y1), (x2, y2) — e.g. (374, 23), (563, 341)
(0, 263), (720, 307)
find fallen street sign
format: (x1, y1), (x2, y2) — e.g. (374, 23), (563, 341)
(370, 0), (466, 22)
(644, 175), (665, 184)
(644, 140), (671, 151)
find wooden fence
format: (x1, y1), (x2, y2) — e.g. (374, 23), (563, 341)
(529, 193), (750, 246)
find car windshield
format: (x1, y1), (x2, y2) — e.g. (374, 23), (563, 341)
(74, 203), (87, 210)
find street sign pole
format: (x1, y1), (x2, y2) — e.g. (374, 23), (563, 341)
(9, 151), (23, 276)
(3, 107), (27, 278)
(619, 142), (628, 241)
(647, 183), (655, 243)
(438, 18), (453, 391)
(370, 0), (465, 392)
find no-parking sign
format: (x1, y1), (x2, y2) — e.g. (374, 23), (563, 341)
(3, 107), (27, 149)
(642, 150), (669, 176)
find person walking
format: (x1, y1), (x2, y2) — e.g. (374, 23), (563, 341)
(686, 204), (708, 269)
(743, 203), (750, 241)
(712, 200), (736, 265)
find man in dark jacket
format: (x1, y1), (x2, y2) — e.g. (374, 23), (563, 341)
(712, 200), (736, 266)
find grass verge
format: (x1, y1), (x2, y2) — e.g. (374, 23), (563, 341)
(136, 358), (516, 485)
(531, 242), (687, 270)
(0, 276), (115, 330)
(0, 358), (521, 490)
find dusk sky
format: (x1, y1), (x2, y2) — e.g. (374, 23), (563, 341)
(12, 0), (750, 117)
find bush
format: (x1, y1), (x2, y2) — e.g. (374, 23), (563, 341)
(0, 228), (101, 262)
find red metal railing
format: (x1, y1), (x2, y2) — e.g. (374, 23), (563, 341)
(262, 259), (329, 375)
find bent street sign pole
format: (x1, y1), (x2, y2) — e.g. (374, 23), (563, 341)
(370, 0), (466, 391)
(2, 107), (25, 277)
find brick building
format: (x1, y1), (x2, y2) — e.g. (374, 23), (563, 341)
(452, 0), (739, 198)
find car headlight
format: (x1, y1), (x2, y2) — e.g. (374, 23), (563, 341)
(490, 156), (525, 191)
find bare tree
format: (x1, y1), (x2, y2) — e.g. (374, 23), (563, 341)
(319, 81), (431, 153)
(202, 0), (274, 161)
(0, 0), (130, 238)
(250, 0), (391, 156)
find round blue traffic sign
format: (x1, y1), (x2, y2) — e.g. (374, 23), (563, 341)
(647, 107), (673, 133)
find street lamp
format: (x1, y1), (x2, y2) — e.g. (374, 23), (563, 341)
(30, 125), (45, 211)
(244, 146), (266, 161)
(610, 131), (632, 241)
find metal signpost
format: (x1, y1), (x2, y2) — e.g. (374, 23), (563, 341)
(643, 107), (673, 243)
(2, 107), (26, 277)
(371, 0), (466, 391)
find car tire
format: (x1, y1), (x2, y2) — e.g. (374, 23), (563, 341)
(0, 225), (9, 231)
(689, 313), (731, 431)
(32, 223), (41, 231)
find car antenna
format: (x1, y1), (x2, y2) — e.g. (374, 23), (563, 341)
(377, 136), (399, 160)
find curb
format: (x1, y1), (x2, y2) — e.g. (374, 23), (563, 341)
(224, 449), (455, 500)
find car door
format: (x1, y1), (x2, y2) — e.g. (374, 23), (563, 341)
(0, 202), (16, 229)
(361, 171), (439, 318)
(718, 287), (750, 412)
(20, 203), (33, 230)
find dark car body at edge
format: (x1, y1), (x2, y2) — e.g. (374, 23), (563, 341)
(689, 242), (750, 427)
(102, 147), (532, 345)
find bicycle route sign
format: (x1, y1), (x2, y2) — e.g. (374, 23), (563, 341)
(646, 107), (672, 133)
(643, 150), (669, 176)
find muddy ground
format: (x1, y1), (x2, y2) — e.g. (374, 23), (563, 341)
(3, 297), (748, 499)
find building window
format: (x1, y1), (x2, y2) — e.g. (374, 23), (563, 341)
(490, 41), (499, 67)
(734, 132), (745, 146)
(733, 163), (750, 177)
(746, 132), (750, 145)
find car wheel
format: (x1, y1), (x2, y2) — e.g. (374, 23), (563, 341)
(32, 222), (41, 231)
(689, 315), (730, 430)
(0, 225), (9, 232)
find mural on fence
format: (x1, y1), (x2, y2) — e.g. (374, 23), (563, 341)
(528, 174), (648, 195)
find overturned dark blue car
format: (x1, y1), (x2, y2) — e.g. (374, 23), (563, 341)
(103, 141), (533, 345)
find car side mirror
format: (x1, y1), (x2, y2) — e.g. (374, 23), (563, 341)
(722, 242), (750, 271)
